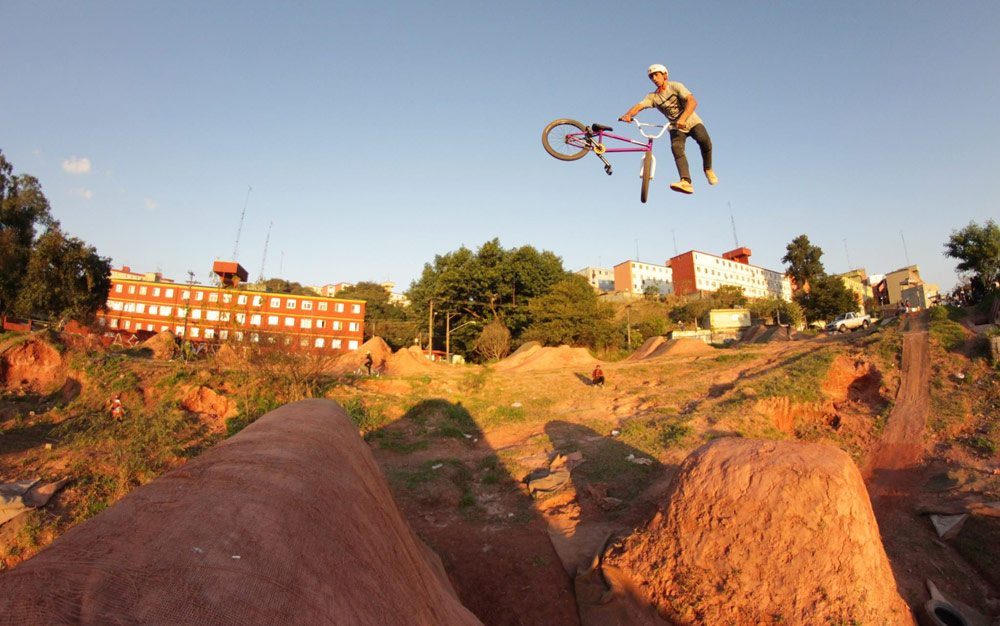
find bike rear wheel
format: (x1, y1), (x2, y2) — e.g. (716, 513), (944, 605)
(542, 119), (590, 161)
(640, 152), (653, 203)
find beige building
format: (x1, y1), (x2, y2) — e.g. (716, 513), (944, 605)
(576, 266), (615, 293)
(613, 260), (674, 296)
(883, 265), (938, 307)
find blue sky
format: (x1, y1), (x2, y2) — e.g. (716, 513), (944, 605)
(3, 1), (997, 292)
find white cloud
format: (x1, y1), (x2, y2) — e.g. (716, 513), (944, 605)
(77, 188), (93, 200)
(62, 157), (91, 174)
(144, 198), (158, 211)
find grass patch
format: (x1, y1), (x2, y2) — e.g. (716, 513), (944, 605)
(366, 429), (428, 453)
(342, 397), (389, 433)
(754, 349), (837, 402)
(713, 352), (759, 365)
(618, 412), (693, 457)
(479, 404), (528, 429)
(929, 306), (969, 352)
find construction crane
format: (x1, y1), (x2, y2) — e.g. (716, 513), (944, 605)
(232, 185), (252, 262)
(258, 221), (272, 283)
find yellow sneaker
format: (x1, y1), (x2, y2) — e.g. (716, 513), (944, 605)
(705, 169), (718, 185)
(670, 179), (694, 194)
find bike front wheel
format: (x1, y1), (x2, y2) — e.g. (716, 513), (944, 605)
(542, 119), (590, 161)
(640, 152), (653, 203)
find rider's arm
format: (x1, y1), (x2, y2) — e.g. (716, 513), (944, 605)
(619, 101), (649, 123)
(676, 94), (698, 131)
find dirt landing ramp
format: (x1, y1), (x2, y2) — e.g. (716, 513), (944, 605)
(604, 438), (914, 625)
(0, 399), (482, 625)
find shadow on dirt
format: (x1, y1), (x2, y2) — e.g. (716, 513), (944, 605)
(363, 397), (582, 626)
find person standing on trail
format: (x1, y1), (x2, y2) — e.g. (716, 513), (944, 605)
(619, 63), (716, 195)
(364, 351), (374, 376)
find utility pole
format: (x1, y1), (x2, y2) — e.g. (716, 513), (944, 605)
(626, 304), (632, 350)
(427, 300), (434, 359)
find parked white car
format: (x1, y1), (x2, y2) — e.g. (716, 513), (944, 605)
(825, 312), (873, 333)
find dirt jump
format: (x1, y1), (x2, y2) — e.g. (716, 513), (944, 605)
(0, 400), (481, 625)
(601, 438), (914, 625)
(493, 344), (599, 372)
(627, 336), (715, 361)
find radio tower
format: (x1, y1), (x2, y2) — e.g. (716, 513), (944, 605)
(729, 204), (740, 247)
(257, 221), (272, 283)
(232, 185), (252, 262)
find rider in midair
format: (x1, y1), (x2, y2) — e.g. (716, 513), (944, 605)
(620, 63), (716, 195)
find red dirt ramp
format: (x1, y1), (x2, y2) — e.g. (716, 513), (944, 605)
(0, 399), (482, 625)
(604, 438), (914, 625)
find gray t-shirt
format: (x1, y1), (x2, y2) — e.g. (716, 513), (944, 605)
(638, 81), (703, 128)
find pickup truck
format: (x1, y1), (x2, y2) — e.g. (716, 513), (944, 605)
(825, 312), (873, 333)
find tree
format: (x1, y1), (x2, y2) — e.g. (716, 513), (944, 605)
(782, 235), (825, 291)
(0, 151), (55, 316)
(944, 219), (1000, 301)
(407, 239), (567, 353)
(712, 285), (748, 308)
(794, 275), (860, 323)
(473, 318), (511, 361)
(746, 296), (805, 328)
(522, 275), (617, 349)
(335, 281), (414, 349)
(13, 227), (111, 326)
(258, 278), (315, 295)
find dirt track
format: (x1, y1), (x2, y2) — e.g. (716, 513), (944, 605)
(863, 313), (930, 481)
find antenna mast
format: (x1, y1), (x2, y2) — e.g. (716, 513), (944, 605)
(899, 230), (911, 265)
(729, 204), (739, 247)
(232, 185), (252, 261)
(258, 221), (272, 283)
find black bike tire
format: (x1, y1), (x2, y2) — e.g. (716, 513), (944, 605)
(542, 119), (590, 161)
(640, 152), (653, 203)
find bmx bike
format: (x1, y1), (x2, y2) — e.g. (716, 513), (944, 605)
(541, 118), (671, 203)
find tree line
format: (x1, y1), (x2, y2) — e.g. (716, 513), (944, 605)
(3, 149), (996, 352)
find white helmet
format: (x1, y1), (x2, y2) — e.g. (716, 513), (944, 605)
(647, 63), (668, 76)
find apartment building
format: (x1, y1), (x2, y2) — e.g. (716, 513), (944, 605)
(668, 247), (792, 300)
(881, 265), (939, 307)
(613, 260), (674, 296)
(576, 266), (615, 293)
(97, 262), (365, 352)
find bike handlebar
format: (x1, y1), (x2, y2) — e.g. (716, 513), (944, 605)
(631, 119), (671, 140)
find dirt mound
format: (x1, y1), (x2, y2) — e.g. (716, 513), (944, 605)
(0, 337), (65, 394)
(329, 336), (394, 375)
(180, 385), (238, 430)
(634, 338), (715, 360)
(387, 345), (436, 375)
(493, 341), (542, 370)
(0, 399), (481, 624)
(822, 355), (883, 405)
(605, 438), (913, 625)
(495, 345), (598, 372)
(140, 330), (177, 360)
(627, 336), (668, 361)
(742, 324), (793, 344)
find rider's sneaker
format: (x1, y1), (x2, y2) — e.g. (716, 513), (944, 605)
(705, 169), (718, 185)
(670, 179), (694, 194)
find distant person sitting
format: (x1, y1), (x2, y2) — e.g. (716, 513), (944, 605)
(592, 364), (605, 387)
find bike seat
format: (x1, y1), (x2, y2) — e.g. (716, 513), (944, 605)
(591, 123), (613, 132)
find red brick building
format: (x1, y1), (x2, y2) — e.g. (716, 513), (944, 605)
(97, 262), (366, 351)
(668, 247), (792, 300)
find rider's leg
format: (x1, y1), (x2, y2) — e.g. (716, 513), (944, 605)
(670, 130), (691, 181)
(669, 130), (694, 194)
(688, 124), (716, 184)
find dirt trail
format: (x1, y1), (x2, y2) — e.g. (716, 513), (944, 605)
(862, 313), (995, 616)
(863, 314), (930, 481)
